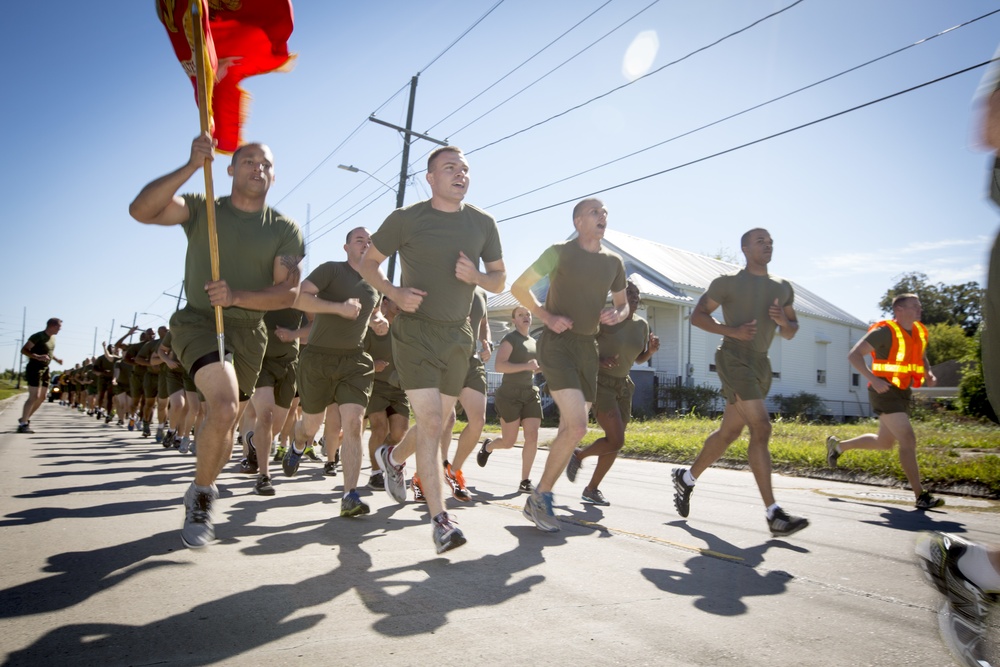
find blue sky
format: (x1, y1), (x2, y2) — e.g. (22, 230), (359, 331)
(2, 0), (998, 369)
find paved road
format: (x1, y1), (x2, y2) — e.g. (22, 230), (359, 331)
(1, 398), (997, 666)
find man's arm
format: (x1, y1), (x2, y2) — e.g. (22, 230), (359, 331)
(291, 280), (361, 319)
(21, 339), (51, 364)
(455, 253), (506, 293)
(359, 245), (427, 313)
(847, 338), (890, 394)
(599, 289), (629, 327)
(477, 311), (493, 363)
(129, 134), (213, 226)
(984, 88), (1000, 151)
(768, 299), (799, 341)
(512, 265), (572, 333)
(206, 254), (303, 311)
(690, 293), (757, 341)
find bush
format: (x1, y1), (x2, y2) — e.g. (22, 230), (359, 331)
(958, 328), (999, 424)
(657, 383), (722, 416)
(773, 391), (827, 420)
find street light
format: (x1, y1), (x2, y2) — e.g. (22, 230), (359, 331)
(337, 164), (397, 195)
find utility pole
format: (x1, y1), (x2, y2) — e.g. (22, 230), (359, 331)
(163, 282), (185, 313)
(367, 74), (448, 282)
(15, 307), (25, 389)
(92, 327), (98, 357)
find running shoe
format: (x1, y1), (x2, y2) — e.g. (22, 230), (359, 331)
(477, 439), (493, 467)
(246, 432), (259, 467)
(282, 445), (304, 477)
(825, 435), (841, 467)
(142, 422), (151, 438)
(565, 448), (582, 482)
(445, 463), (471, 502)
(916, 491), (946, 510)
(128, 418), (135, 431)
(375, 445), (407, 503)
(16, 422), (33, 434)
(581, 487), (610, 506)
(254, 474), (275, 496)
(117, 418), (124, 426)
(238, 457), (258, 475)
(432, 512), (466, 554)
(340, 490), (371, 517)
(178, 436), (191, 454)
(181, 483), (217, 549)
(273, 446), (286, 463)
(518, 479), (534, 494)
(304, 445), (321, 462)
(523, 490), (560, 532)
(324, 461), (338, 477)
(368, 471), (384, 489)
(768, 508), (809, 538)
(412, 474), (426, 503)
(915, 532), (997, 667)
(161, 430), (173, 448)
(156, 425), (165, 443)
(672, 468), (695, 518)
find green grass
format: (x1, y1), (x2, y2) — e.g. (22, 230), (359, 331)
(477, 413), (1000, 497)
(0, 378), (26, 402)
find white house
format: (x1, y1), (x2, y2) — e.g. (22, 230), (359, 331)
(486, 229), (873, 420)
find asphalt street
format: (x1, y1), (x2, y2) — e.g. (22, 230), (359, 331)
(1, 397), (997, 666)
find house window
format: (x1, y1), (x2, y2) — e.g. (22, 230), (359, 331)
(852, 373), (860, 387)
(709, 364), (717, 373)
(815, 341), (828, 386)
(817, 370), (827, 384)
(772, 371), (781, 379)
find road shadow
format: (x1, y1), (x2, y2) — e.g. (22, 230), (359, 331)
(641, 520), (809, 616)
(827, 497), (967, 533)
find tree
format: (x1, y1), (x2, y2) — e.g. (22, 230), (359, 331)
(879, 272), (983, 335)
(924, 323), (973, 366)
(958, 328), (998, 423)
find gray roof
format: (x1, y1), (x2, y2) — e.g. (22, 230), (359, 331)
(488, 229), (866, 328)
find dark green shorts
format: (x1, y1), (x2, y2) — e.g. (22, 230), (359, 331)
(256, 355), (298, 410)
(391, 314), (472, 397)
(26, 362), (50, 388)
(298, 346), (373, 414)
(593, 373), (634, 423)
(715, 345), (771, 404)
(493, 382), (542, 422)
(143, 371), (159, 400)
(165, 367), (186, 397)
(366, 379), (410, 418)
(537, 330), (599, 403)
(130, 373), (144, 400)
(869, 385), (912, 416)
(113, 380), (129, 396)
(157, 370), (169, 398)
(463, 356), (487, 394)
(169, 307), (268, 398)
(96, 376), (112, 395)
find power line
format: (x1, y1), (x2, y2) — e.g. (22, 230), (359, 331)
(425, 0), (616, 133)
(487, 8), (1000, 209)
(466, 0), (805, 155)
(418, 1), (506, 74)
(497, 59), (998, 223)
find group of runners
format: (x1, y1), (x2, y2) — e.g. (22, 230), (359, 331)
(13, 124), (998, 664)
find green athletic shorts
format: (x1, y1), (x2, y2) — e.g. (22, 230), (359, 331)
(869, 385), (912, 416)
(169, 307), (268, 398)
(256, 355), (298, 410)
(493, 382), (542, 422)
(463, 355), (487, 394)
(715, 345), (771, 404)
(157, 370), (169, 398)
(298, 345), (373, 414)
(165, 367), (186, 397)
(143, 371), (159, 400)
(130, 372), (144, 401)
(537, 330), (599, 403)
(25, 362), (50, 388)
(593, 372), (635, 423)
(391, 314), (472, 397)
(366, 379), (410, 418)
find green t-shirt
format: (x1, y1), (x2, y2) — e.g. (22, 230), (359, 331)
(597, 315), (649, 379)
(26, 331), (55, 367)
(499, 330), (537, 388)
(305, 261), (379, 350)
(263, 308), (303, 360)
(370, 200), (503, 323)
(94, 354), (116, 378)
(180, 194), (304, 322)
(531, 240), (628, 336)
(364, 327), (395, 383)
(136, 338), (161, 375)
(706, 269), (794, 356)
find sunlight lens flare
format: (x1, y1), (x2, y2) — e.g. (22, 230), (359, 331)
(623, 30), (659, 81)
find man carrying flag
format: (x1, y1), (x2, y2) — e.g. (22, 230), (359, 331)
(131, 135), (303, 548)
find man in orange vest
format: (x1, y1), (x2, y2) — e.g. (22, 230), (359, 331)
(825, 293), (943, 509)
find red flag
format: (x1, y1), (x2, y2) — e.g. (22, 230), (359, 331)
(157, 0), (295, 153)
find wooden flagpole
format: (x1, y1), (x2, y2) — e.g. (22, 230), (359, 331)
(190, 0), (226, 363)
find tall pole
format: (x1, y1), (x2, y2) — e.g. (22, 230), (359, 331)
(108, 319), (115, 349)
(15, 307), (25, 389)
(92, 327), (98, 357)
(389, 75), (420, 283)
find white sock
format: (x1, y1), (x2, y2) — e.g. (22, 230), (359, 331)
(959, 543), (1000, 593)
(766, 503), (781, 520)
(388, 448), (400, 467)
(683, 470), (696, 486)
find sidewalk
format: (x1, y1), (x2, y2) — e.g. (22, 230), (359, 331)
(1, 399), (995, 666)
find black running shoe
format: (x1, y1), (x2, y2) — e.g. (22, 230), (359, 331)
(672, 468), (694, 518)
(768, 508), (809, 538)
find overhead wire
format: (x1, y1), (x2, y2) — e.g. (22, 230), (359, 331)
(418, 1), (507, 75)
(496, 58), (999, 223)
(487, 8), (1000, 209)
(424, 0), (616, 133)
(465, 0), (805, 155)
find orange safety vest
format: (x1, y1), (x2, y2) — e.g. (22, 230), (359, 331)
(868, 319), (928, 389)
